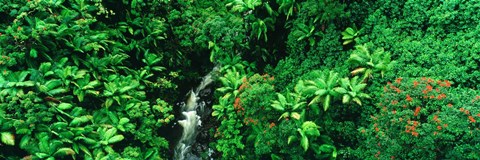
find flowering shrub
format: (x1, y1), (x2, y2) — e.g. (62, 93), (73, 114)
(238, 74), (278, 158)
(357, 77), (480, 159)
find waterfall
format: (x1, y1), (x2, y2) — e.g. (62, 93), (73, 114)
(174, 67), (218, 160)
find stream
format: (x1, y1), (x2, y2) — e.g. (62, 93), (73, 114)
(174, 67), (218, 160)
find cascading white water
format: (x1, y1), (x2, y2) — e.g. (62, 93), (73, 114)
(174, 67), (217, 160)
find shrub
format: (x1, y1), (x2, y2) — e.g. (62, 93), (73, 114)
(356, 77), (480, 159)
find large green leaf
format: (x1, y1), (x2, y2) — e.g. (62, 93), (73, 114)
(270, 103), (285, 111)
(323, 95), (331, 111)
(103, 128), (117, 140)
(107, 135), (124, 144)
(57, 103), (73, 110)
(1, 132), (15, 146)
(300, 134), (309, 152)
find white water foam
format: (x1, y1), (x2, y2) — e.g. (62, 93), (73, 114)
(174, 67), (218, 160)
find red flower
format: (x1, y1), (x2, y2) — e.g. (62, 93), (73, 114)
(412, 131), (419, 137)
(406, 94), (412, 102)
(438, 93), (446, 99)
(426, 85), (433, 91)
(269, 122), (276, 128)
(437, 126), (442, 130)
(395, 88), (402, 93)
(238, 83), (247, 91)
(433, 115), (439, 123)
(413, 121), (419, 126)
(468, 116), (476, 123)
(395, 77), (403, 84)
(414, 107), (421, 116)
(234, 97), (243, 111)
(444, 80), (451, 87)
(447, 103), (453, 107)
(413, 80), (419, 88)
(422, 90), (428, 95)
(427, 78), (434, 83)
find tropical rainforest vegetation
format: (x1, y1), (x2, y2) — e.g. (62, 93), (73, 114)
(1, 0), (479, 159)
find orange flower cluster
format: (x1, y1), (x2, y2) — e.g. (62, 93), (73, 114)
(387, 82), (402, 93)
(439, 80), (451, 87)
(395, 77), (403, 84)
(269, 122), (276, 128)
(406, 94), (412, 102)
(405, 120), (419, 137)
(458, 107), (478, 123)
(468, 116), (476, 123)
(433, 115), (440, 123)
(472, 95), (480, 103)
(436, 93), (447, 100)
(234, 97), (245, 113)
(422, 85), (433, 94)
(414, 106), (421, 116)
(413, 80), (419, 88)
(244, 117), (258, 125)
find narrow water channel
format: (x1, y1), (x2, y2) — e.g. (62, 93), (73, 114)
(174, 67), (217, 160)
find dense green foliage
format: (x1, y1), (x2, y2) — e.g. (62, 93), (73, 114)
(1, 0), (479, 159)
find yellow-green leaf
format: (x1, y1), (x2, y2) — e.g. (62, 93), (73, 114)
(53, 148), (76, 156)
(107, 135), (124, 144)
(1, 132), (15, 146)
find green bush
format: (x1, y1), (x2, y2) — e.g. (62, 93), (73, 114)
(356, 0), (480, 89)
(0, 0), (186, 159)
